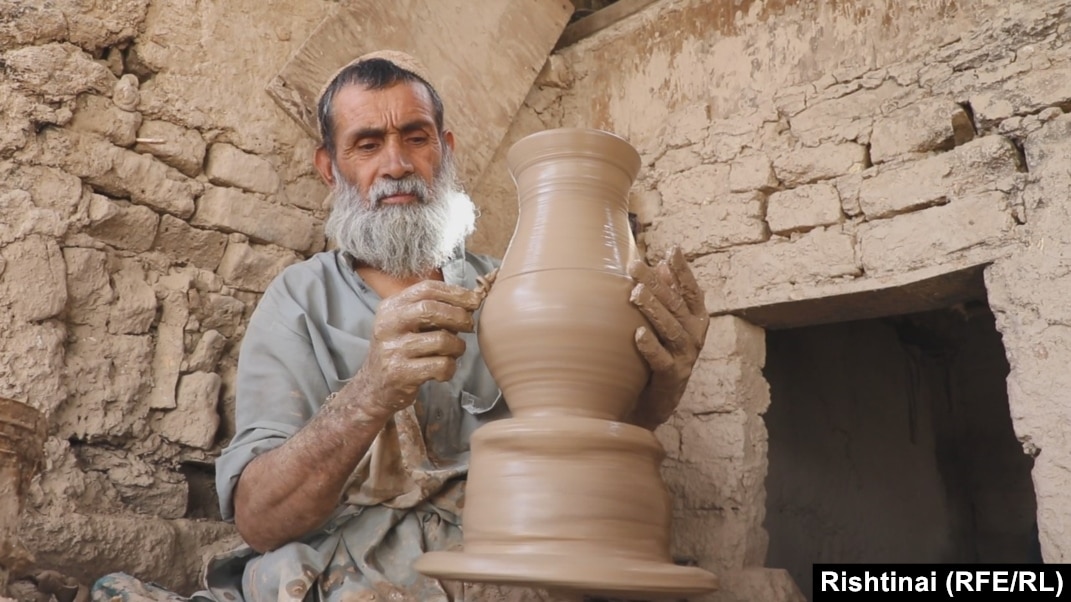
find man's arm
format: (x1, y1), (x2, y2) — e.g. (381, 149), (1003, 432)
(231, 280), (482, 553)
(627, 246), (710, 430)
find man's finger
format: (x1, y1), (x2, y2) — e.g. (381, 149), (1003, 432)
(391, 279), (484, 311)
(654, 261), (687, 315)
(627, 258), (657, 287)
(630, 283), (688, 352)
(668, 247), (706, 318)
(377, 299), (475, 336)
(635, 326), (675, 374)
(631, 258), (688, 321)
(398, 330), (467, 359)
(404, 356), (459, 384)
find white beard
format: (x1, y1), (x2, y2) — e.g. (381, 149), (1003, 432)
(324, 150), (477, 278)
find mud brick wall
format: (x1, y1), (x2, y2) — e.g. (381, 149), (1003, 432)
(0, 0), (340, 591)
(3, 0), (1071, 599)
(470, 0), (1071, 599)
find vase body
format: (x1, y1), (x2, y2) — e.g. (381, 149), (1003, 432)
(477, 127), (649, 421)
(414, 128), (718, 599)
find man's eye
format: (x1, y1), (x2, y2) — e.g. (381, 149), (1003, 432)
(357, 142), (379, 151)
(408, 136), (428, 144)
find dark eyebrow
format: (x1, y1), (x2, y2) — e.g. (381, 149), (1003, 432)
(350, 127), (386, 142)
(346, 119), (435, 145)
(398, 119), (435, 135)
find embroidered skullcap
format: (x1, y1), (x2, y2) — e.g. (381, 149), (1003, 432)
(316, 49), (438, 110)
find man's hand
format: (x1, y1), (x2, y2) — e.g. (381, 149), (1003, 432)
(357, 280), (483, 420)
(627, 246), (709, 430)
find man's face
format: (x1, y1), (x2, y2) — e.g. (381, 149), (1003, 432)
(315, 81), (476, 278)
(324, 81), (449, 201)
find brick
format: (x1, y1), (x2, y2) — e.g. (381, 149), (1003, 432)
(727, 227), (860, 295)
(766, 182), (842, 234)
(107, 263), (157, 335)
(858, 191), (1015, 274)
(192, 186), (323, 254)
(729, 152), (779, 193)
(11, 164), (83, 216)
(157, 371), (221, 449)
(680, 357), (770, 416)
(691, 252), (730, 313)
(59, 326), (154, 438)
(703, 113), (765, 162)
(870, 99), (970, 164)
(0, 188), (66, 243)
(790, 79), (909, 146)
(772, 142), (867, 187)
(659, 102), (711, 149)
(186, 330), (227, 373)
(216, 241), (301, 293)
(970, 62), (1071, 128)
(280, 174), (329, 211)
(858, 135), (1021, 219)
(134, 120), (207, 177)
(152, 215), (228, 271)
(2, 43), (114, 99)
(651, 147), (704, 184)
(680, 409), (749, 462)
(644, 192), (767, 257)
(69, 94), (142, 147)
(63, 247), (113, 327)
(194, 293), (245, 338)
(86, 194), (159, 252)
(32, 129), (198, 218)
(701, 315), (766, 364)
(0, 321), (65, 412)
(833, 172), (863, 217)
(205, 143), (280, 194)
(655, 163), (731, 213)
(146, 273), (190, 410)
(0, 235), (66, 322)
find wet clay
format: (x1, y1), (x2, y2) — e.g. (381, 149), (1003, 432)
(0, 397), (46, 591)
(414, 129), (718, 598)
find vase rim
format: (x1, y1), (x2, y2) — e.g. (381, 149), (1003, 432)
(506, 128), (642, 182)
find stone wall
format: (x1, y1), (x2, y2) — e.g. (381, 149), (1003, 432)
(0, 0), (337, 592)
(3, 0), (1071, 598)
(469, 0), (1071, 599)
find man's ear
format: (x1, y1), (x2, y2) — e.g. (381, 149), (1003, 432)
(442, 130), (455, 152)
(314, 146), (335, 186)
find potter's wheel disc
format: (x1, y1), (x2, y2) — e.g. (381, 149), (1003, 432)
(414, 551), (718, 598)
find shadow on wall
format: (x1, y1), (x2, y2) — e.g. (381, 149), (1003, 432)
(762, 303), (1040, 600)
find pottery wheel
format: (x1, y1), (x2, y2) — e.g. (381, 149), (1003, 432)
(416, 551), (717, 598)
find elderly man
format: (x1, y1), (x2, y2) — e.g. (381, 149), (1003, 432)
(92, 51), (708, 602)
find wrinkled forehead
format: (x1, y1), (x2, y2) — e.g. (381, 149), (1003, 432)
(330, 81), (438, 135)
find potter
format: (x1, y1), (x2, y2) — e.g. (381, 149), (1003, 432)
(91, 51), (709, 602)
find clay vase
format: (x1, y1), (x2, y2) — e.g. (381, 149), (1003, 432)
(0, 397), (46, 592)
(414, 128), (718, 598)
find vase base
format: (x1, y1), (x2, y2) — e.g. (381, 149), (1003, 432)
(414, 550), (718, 599)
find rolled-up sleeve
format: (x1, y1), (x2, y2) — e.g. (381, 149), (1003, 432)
(215, 287), (334, 523)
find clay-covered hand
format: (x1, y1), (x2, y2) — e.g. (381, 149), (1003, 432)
(356, 280), (483, 421)
(627, 246), (709, 429)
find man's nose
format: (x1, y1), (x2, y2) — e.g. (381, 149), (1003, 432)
(380, 139), (414, 180)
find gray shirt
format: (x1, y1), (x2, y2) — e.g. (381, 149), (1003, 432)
(196, 249), (511, 602)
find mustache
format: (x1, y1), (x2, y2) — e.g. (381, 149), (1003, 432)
(368, 174), (432, 206)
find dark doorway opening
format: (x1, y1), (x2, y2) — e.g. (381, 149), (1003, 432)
(762, 302), (1040, 600)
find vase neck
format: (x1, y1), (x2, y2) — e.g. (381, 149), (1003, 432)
(498, 154), (639, 279)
